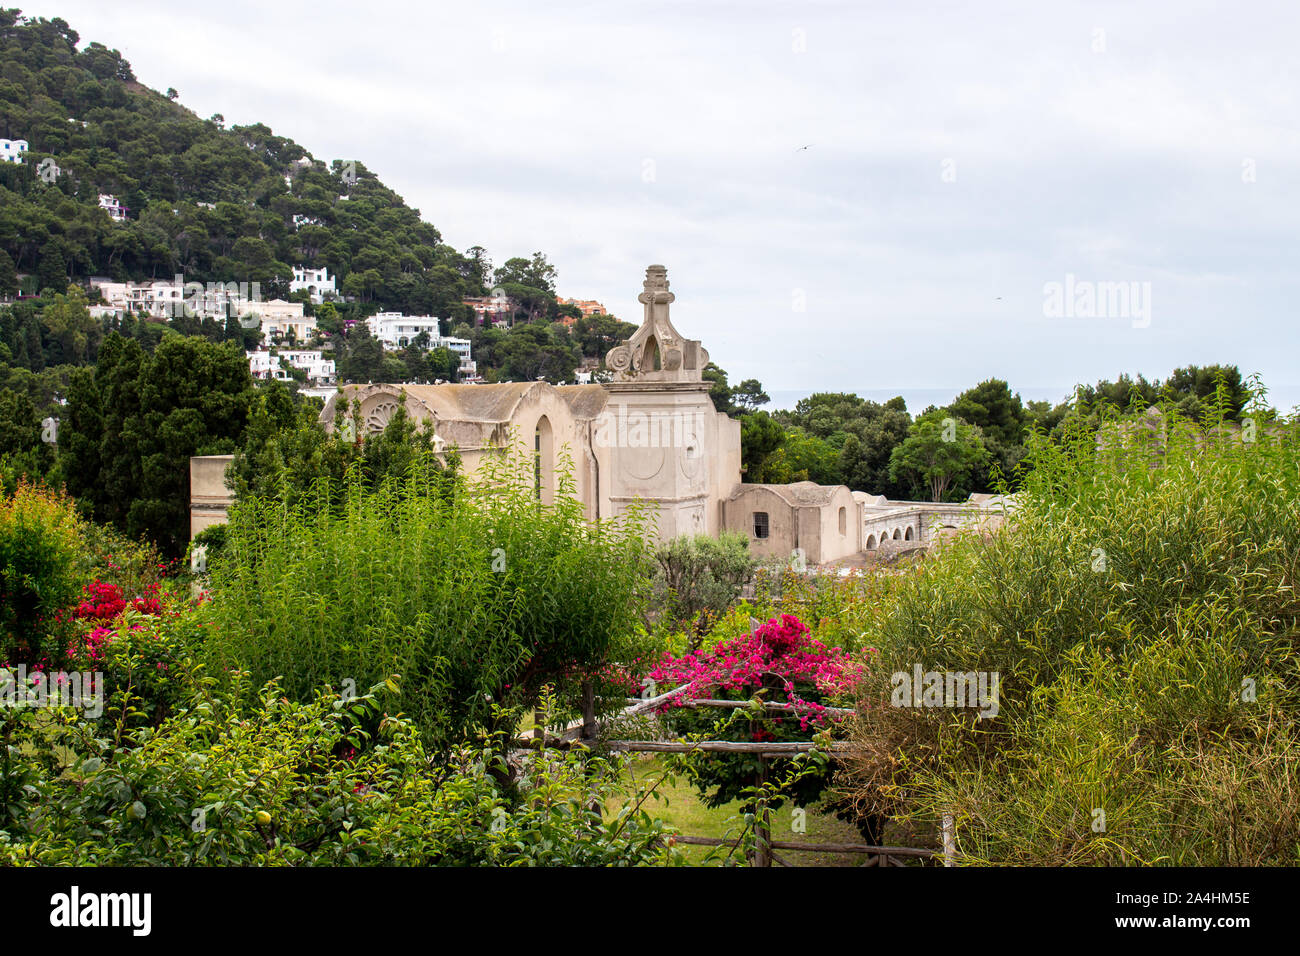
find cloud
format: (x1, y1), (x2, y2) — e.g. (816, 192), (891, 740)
(24, 0), (1300, 410)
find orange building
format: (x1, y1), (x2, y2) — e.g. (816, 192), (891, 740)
(555, 296), (607, 328)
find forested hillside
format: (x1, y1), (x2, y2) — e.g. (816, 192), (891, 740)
(0, 9), (491, 319)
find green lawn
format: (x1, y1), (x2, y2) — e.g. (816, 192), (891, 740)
(612, 756), (930, 867)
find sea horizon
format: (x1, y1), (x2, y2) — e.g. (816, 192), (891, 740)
(761, 383), (1300, 417)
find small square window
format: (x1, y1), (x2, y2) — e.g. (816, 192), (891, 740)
(753, 511), (769, 539)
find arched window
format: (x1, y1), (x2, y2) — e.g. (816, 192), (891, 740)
(866, 534), (876, 549)
(534, 415), (554, 503)
(893, 528), (901, 540)
(642, 335), (662, 371)
(838, 506), (847, 535)
(904, 526), (913, 540)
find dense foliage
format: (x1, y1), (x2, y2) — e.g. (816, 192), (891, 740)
(650, 530), (755, 646)
(202, 444), (655, 749)
(0, 675), (679, 865)
(0, 480), (83, 661)
(59, 330), (253, 555)
(841, 392), (1300, 864)
(648, 614), (866, 816)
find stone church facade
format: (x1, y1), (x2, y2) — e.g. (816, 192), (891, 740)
(320, 265), (751, 541)
(198, 265), (995, 565)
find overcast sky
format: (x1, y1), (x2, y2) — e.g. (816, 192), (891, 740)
(23, 0), (1300, 411)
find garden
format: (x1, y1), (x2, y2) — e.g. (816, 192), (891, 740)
(2, 388), (1298, 866)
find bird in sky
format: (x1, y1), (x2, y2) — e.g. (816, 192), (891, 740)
(796, 144), (813, 151)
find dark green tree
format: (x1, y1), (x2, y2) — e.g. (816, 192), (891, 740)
(888, 413), (989, 502)
(732, 378), (770, 413)
(61, 332), (254, 554)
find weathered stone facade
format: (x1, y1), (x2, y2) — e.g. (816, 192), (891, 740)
(190, 264), (1012, 562)
(315, 265), (743, 540)
(723, 482), (862, 565)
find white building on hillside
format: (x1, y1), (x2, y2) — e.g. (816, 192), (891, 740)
(290, 266), (335, 302)
(240, 299), (315, 343)
(247, 350), (272, 379)
(442, 337), (475, 378)
(278, 349), (336, 384)
(364, 312), (476, 378)
(248, 349), (335, 385)
(96, 277), (249, 321)
(365, 312), (442, 348)
(98, 194), (127, 221)
(0, 139), (28, 164)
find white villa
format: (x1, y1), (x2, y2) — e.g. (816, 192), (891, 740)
(243, 300), (315, 342)
(363, 312), (476, 377)
(0, 139), (28, 164)
(290, 266), (336, 303)
(94, 277), (253, 322)
(365, 312), (441, 348)
(247, 349), (336, 385)
(98, 194), (127, 221)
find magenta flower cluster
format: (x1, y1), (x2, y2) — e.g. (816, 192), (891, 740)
(646, 614), (867, 730)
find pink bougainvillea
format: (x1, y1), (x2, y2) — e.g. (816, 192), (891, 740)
(646, 613), (869, 729)
(75, 581), (127, 622)
(65, 580), (168, 663)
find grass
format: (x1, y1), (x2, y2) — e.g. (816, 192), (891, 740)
(843, 393), (1300, 864)
(613, 756), (926, 866)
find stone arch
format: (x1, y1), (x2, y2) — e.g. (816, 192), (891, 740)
(534, 415), (554, 504)
(892, 528), (901, 540)
(641, 334), (662, 371)
(904, 526), (913, 541)
(364, 398), (401, 434)
(866, 534), (876, 549)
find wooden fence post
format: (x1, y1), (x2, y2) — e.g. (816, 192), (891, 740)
(754, 755), (771, 867)
(581, 680), (596, 740)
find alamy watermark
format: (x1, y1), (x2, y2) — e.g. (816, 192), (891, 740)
(49, 886), (150, 936)
(1043, 273), (1151, 328)
(592, 404), (707, 454)
(890, 664), (1000, 718)
(1, 665), (103, 718)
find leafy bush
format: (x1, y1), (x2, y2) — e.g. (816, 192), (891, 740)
(64, 581), (200, 734)
(0, 678), (680, 866)
(841, 394), (1300, 864)
(0, 482), (85, 664)
(74, 499), (179, 597)
(651, 530), (755, 647)
(202, 443), (655, 749)
(649, 614), (866, 816)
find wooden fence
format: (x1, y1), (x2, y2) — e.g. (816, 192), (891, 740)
(519, 683), (954, 868)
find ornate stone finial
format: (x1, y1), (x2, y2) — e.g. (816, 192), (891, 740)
(604, 265), (709, 384)
(638, 264), (674, 307)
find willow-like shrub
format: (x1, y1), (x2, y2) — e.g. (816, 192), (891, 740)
(842, 385), (1300, 864)
(202, 441), (654, 748)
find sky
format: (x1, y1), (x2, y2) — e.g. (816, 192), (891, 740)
(22, 0), (1300, 412)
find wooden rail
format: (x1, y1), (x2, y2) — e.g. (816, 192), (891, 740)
(514, 682), (950, 867)
(605, 740), (850, 756)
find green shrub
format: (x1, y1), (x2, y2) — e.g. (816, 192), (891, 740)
(0, 678), (680, 866)
(202, 442), (655, 749)
(651, 530), (755, 648)
(0, 482), (85, 663)
(75, 516), (176, 599)
(841, 394), (1300, 864)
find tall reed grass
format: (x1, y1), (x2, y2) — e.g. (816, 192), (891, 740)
(842, 384), (1300, 864)
(202, 440), (654, 749)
